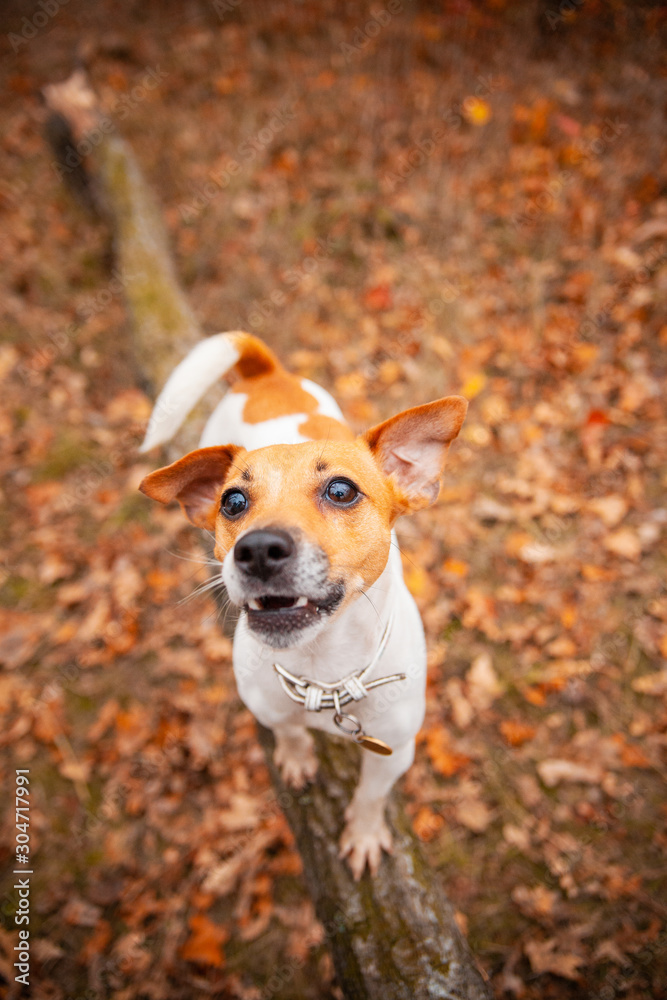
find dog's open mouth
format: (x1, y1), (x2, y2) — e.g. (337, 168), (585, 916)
(246, 595), (314, 612)
(242, 585), (345, 646)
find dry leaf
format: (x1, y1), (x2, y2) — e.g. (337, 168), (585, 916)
(180, 913), (228, 967)
(445, 677), (474, 729)
(455, 797), (492, 833)
(500, 720), (537, 747)
(62, 898), (103, 927)
(524, 937), (584, 980)
(512, 885), (559, 920)
(632, 669), (667, 696)
(467, 652), (503, 710)
(413, 805), (444, 841)
(503, 823), (531, 851)
(424, 728), (470, 777)
(587, 495), (628, 527)
(604, 528), (641, 560)
(463, 98), (491, 126)
(537, 758), (603, 788)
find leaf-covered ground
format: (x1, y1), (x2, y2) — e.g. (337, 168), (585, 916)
(1, 2), (666, 997)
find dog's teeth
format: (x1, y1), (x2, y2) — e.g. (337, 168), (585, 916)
(248, 599), (262, 610)
(295, 596), (308, 608)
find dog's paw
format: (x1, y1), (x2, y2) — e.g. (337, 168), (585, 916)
(274, 742), (318, 791)
(339, 813), (393, 880)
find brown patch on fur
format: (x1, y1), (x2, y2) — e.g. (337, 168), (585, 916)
(298, 413), (354, 441)
(225, 333), (351, 438)
(230, 332), (282, 379)
(231, 371), (317, 423)
(232, 371), (351, 440)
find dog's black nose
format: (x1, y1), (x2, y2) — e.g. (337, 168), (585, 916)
(234, 529), (295, 581)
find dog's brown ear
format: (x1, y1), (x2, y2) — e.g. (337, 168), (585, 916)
(139, 445), (241, 530)
(363, 397), (467, 513)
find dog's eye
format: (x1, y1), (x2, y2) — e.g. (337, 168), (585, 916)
(221, 489), (248, 518)
(325, 479), (358, 506)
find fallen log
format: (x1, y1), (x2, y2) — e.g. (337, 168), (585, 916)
(44, 71), (492, 1000)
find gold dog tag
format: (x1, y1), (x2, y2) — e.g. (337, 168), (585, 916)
(357, 735), (393, 755)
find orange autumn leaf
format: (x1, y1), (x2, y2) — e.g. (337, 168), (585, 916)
(363, 283), (392, 311)
(581, 564), (618, 582)
(145, 568), (181, 590)
(180, 913), (228, 968)
(424, 728), (470, 777)
(442, 558), (469, 577)
(460, 372), (487, 399)
(522, 686), (546, 707)
(404, 565), (430, 598)
(585, 408), (611, 427)
(32, 699), (68, 743)
(500, 720), (537, 747)
(413, 805), (444, 842)
(463, 97), (491, 126)
(604, 868), (643, 900)
(79, 920), (112, 962)
(560, 604), (577, 629)
(612, 734), (652, 769)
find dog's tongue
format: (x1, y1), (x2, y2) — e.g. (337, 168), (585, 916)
(262, 595), (297, 609)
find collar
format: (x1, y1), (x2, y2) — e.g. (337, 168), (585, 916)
(273, 612), (403, 711)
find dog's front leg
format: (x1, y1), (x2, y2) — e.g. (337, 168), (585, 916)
(339, 739), (415, 880)
(273, 724), (318, 790)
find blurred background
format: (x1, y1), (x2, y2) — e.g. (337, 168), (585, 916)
(0, 1), (666, 997)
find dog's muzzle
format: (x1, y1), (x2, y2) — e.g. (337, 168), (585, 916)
(229, 527), (344, 647)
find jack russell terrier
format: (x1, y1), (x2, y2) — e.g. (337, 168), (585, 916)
(139, 332), (467, 878)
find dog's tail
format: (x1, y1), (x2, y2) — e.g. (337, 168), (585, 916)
(139, 331), (281, 452)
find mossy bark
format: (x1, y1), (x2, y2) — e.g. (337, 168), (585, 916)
(45, 72), (491, 1000)
(94, 133), (202, 394)
(43, 71), (201, 417)
(260, 727), (491, 1000)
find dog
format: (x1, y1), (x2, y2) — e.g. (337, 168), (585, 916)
(139, 332), (467, 878)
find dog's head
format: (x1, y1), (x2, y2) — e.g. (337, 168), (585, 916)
(139, 397), (467, 648)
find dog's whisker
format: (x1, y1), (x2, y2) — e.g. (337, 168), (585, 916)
(177, 576), (226, 606)
(167, 549), (222, 566)
(358, 588), (383, 624)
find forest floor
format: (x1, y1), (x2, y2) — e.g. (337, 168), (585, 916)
(0, 1), (666, 998)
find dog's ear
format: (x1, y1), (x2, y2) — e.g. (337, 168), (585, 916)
(363, 397), (468, 513)
(139, 445), (241, 530)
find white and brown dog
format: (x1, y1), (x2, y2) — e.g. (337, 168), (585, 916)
(139, 332), (467, 878)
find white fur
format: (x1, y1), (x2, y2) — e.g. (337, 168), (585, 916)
(199, 381), (345, 451)
(199, 391), (311, 449)
(139, 332), (241, 452)
(299, 378), (346, 422)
